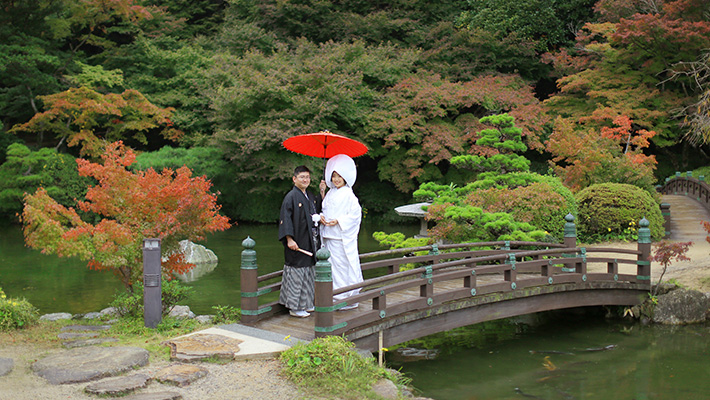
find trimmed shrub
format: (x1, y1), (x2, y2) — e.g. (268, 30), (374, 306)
(414, 172), (576, 242)
(465, 181), (571, 239)
(575, 183), (663, 241)
(0, 287), (40, 331)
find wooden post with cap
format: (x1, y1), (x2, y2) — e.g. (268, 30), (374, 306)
(314, 248), (334, 338)
(240, 236), (259, 325)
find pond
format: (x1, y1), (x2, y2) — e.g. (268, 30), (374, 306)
(0, 220), (419, 315)
(390, 310), (710, 400)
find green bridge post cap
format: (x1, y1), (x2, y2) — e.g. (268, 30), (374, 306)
(686, 171), (692, 177)
(700, 175), (705, 182)
(316, 247), (331, 261)
(242, 236), (256, 249)
(241, 236), (257, 269)
(564, 213), (576, 238)
(675, 171), (681, 177)
(315, 248), (332, 282)
(637, 217), (651, 244)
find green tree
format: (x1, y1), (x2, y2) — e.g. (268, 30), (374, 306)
(0, 143), (90, 221)
(414, 171), (575, 242)
(450, 113), (530, 176)
(366, 73), (548, 192)
(457, 0), (597, 52)
(0, 1), (65, 129)
(108, 36), (216, 143)
(204, 39), (418, 202)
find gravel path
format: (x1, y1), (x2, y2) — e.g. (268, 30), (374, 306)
(0, 342), (303, 400)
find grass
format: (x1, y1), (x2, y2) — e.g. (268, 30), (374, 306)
(0, 315), (205, 362)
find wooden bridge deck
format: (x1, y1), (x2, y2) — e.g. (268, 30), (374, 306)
(252, 279), (472, 341)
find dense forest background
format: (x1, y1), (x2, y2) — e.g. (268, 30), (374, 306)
(2, 0), (710, 225)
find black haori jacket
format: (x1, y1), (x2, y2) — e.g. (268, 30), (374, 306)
(278, 186), (322, 267)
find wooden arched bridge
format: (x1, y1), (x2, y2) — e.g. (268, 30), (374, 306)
(239, 215), (653, 352)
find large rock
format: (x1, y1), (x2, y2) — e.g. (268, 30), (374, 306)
(652, 288), (710, 325)
(371, 379), (399, 400)
(168, 305), (195, 319)
(32, 346), (149, 384)
(39, 312), (73, 321)
(171, 240), (218, 282)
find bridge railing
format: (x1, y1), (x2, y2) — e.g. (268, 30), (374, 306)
(240, 215), (652, 337)
(657, 171), (710, 237)
(659, 171), (710, 209)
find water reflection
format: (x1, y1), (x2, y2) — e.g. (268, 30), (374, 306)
(175, 261), (218, 283)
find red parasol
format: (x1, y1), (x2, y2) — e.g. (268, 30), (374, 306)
(283, 130), (368, 159)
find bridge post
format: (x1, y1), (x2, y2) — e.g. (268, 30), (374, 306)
(660, 203), (671, 238)
(314, 248), (335, 338)
(636, 218), (652, 288)
(563, 213), (576, 249)
(240, 236), (259, 325)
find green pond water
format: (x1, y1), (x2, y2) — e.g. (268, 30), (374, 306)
(391, 312), (710, 400)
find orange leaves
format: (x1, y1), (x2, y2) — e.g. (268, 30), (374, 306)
(547, 115), (657, 191)
(21, 141), (231, 289)
(9, 87), (182, 159)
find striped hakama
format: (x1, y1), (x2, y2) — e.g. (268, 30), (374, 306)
(279, 265), (315, 311)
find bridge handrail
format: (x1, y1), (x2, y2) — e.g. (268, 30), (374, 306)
(333, 246), (582, 298)
(659, 172), (710, 209)
(359, 240), (565, 260)
(657, 172), (710, 237)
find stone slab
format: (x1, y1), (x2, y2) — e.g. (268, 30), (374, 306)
(84, 373), (151, 396)
(60, 324), (111, 332)
(63, 337), (119, 348)
(174, 327), (292, 360)
(32, 346), (149, 384)
(0, 357), (14, 377)
(155, 364), (208, 387)
(162, 333), (243, 362)
(120, 391), (182, 400)
(57, 332), (100, 340)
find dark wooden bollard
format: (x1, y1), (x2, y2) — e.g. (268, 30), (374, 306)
(636, 218), (651, 288)
(563, 213), (576, 249)
(314, 248), (334, 338)
(660, 203), (671, 239)
(240, 236), (259, 325)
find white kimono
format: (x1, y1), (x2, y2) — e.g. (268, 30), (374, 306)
(320, 155), (363, 301)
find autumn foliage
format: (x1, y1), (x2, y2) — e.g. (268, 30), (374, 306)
(547, 115), (657, 191)
(10, 87), (182, 159)
(21, 142), (231, 290)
